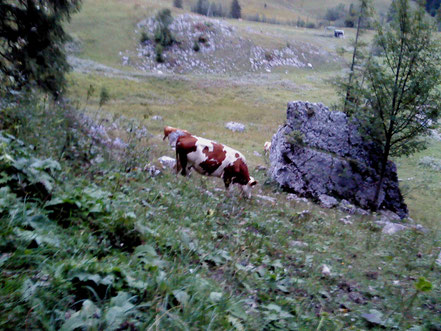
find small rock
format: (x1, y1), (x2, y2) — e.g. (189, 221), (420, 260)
(255, 165), (267, 172)
(290, 240), (309, 248)
(339, 199), (357, 214)
(143, 164), (161, 177)
(307, 63), (313, 69)
(339, 215), (353, 225)
(319, 194), (338, 208)
(379, 210), (401, 222)
(225, 121), (246, 132)
(151, 115), (163, 121)
(297, 209), (310, 218)
(321, 264), (331, 277)
(381, 222), (407, 235)
(287, 193), (309, 203)
(253, 151), (262, 157)
(158, 156), (176, 169)
(256, 194), (276, 203)
(436, 250), (441, 267)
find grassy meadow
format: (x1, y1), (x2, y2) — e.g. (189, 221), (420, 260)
(1, 0), (440, 329)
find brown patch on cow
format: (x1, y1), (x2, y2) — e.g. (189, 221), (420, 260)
(235, 153), (239, 158)
(223, 158), (250, 186)
(176, 135), (198, 175)
(200, 142), (227, 174)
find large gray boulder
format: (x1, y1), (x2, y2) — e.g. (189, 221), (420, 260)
(269, 101), (408, 218)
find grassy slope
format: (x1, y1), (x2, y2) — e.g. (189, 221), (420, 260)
(1, 98), (440, 329)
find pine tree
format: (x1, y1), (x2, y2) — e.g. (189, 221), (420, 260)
(173, 0), (183, 9)
(345, 0), (441, 210)
(343, 0), (374, 113)
(0, 0), (82, 97)
(230, 0), (241, 19)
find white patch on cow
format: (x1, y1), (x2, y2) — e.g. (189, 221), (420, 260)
(181, 135), (256, 197)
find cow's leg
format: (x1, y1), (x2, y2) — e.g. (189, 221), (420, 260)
(177, 150), (188, 176)
(223, 176), (232, 197)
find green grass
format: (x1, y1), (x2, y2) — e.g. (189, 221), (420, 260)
(1, 96), (440, 329)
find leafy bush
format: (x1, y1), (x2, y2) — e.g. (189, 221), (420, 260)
(306, 22), (316, 28)
(140, 31), (149, 44)
(155, 44), (164, 63)
(324, 3), (346, 21)
(154, 9), (174, 48)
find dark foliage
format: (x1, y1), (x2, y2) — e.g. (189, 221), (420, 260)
(230, 0), (241, 19)
(0, 0), (82, 97)
(173, 0), (183, 9)
(191, 0), (226, 17)
(425, 0), (441, 16)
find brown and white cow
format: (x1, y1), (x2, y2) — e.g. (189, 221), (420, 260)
(176, 134), (257, 198)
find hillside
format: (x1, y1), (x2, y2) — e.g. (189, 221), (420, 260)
(1, 0), (440, 329)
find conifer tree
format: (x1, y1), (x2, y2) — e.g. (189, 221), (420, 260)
(0, 0), (82, 97)
(230, 0), (241, 19)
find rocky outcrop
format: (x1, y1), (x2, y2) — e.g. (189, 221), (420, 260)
(269, 101), (408, 218)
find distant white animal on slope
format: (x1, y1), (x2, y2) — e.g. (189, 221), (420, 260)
(264, 141), (271, 154)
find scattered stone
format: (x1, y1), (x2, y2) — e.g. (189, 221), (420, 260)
(321, 264), (331, 277)
(380, 222), (407, 235)
(151, 115), (163, 121)
(143, 164), (161, 177)
(287, 193), (309, 204)
(253, 151), (262, 157)
(339, 199), (357, 214)
(297, 209), (310, 218)
(307, 63), (313, 69)
(319, 194), (338, 208)
(339, 215), (353, 225)
(378, 210), (401, 222)
(158, 156), (176, 169)
(225, 121), (245, 132)
(269, 101), (408, 218)
(255, 165), (267, 172)
(290, 240), (309, 248)
(436, 250), (441, 267)
(255, 194), (276, 203)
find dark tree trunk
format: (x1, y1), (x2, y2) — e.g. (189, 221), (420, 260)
(373, 142), (390, 210)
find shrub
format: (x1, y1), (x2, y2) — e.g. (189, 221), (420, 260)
(173, 0), (183, 8)
(325, 3), (346, 21)
(193, 41), (201, 52)
(155, 44), (164, 62)
(154, 9), (174, 47)
(230, 0), (241, 19)
(306, 22), (316, 28)
(140, 31), (149, 44)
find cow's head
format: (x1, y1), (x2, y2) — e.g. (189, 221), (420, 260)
(241, 176), (258, 198)
(163, 126), (175, 140)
